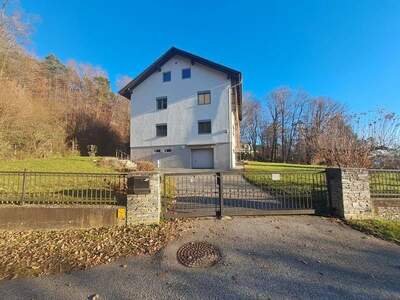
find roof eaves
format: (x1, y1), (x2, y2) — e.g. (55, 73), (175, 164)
(118, 47), (241, 100)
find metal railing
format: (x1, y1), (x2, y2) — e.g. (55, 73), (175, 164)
(115, 149), (130, 160)
(162, 172), (219, 217)
(162, 170), (328, 217)
(369, 169), (400, 199)
(0, 171), (127, 205)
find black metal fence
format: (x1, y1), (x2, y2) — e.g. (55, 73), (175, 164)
(162, 170), (328, 218)
(369, 169), (400, 199)
(115, 149), (130, 160)
(0, 171), (127, 205)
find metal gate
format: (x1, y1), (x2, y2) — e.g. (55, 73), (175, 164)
(162, 171), (328, 218)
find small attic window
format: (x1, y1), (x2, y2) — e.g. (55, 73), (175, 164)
(163, 71), (171, 82)
(182, 68), (191, 79)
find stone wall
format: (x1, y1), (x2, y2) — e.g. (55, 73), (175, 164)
(0, 205), (124, 230)
(126, 172), (161, 225)
(327, 168), (373, 219)
(373, 199), (400, 221)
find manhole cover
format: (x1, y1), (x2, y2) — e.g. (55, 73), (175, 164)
(177, 241), (221, 268)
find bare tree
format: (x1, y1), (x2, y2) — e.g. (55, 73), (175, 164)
(299, 97), (344, 164)
(241, 94), (262, 159)
(0, 0), (35, 78)
(354, 110), (400, 150)
(266, 92), (280, 162)
(116, 75), (132, 90)
(264, 87), (308, 162)
(0, 2), (130, 159)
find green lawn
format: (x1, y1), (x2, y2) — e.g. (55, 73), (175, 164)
(0, 156), (122, 205)
(243, 161), (327, 196)
(0, 156), (116, 173)
(244, 161), (325, 172)
(369, 171), (400, 198)
(244, 161), (400, 200)
(347, 219), (400, 244)
(243, 161), (328, 212)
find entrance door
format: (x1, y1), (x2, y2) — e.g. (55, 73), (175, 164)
(191, 149), (214, 169)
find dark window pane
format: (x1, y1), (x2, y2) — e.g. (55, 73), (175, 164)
(198, 120), (212, 134)
(182, 68), (191, 79)
(156, 124), (167, 137)
(198, 91), (211, 105)
(156, 97), (167, 110)
(163, 71), (171, 82)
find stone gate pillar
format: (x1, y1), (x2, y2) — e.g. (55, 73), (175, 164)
(126, 172), (161, 225)
(326, 168), (373, 219)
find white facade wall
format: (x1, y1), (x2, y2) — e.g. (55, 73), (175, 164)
(130, 55), (234, 169)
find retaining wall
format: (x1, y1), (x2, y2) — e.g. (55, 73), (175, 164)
(0, 205), (125, 230)
(373, 199), (400, 221)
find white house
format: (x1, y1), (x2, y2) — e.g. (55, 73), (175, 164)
(119, 47), (242, 169)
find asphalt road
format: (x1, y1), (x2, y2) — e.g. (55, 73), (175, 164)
(1, 216), (400, 299)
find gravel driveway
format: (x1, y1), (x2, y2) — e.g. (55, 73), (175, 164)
(1, 216), (399, 299)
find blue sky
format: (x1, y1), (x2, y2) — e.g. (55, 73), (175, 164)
(22, 0), (400, 114)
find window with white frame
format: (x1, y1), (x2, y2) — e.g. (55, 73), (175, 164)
(198, 91), (211, 105)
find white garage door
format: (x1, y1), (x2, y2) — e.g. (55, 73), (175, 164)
(191, 149), (214, 169)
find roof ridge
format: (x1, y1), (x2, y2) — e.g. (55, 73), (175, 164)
(118, 47), (241, 98)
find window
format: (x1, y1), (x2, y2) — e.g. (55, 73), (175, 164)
(182, 68), (191, 79)
(163, 71), (171, 82)
(198, 91), (211, 105)
(156, 97), (167, 110)
(154, 149), (161, 153)
(164, 149), (172, 153)
(156, 124), (167, 137)
(198, 120), (212, 134)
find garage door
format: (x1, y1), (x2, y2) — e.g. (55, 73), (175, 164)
(191, 149), (214, 169)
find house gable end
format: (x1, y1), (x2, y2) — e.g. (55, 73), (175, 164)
(119, 47), (242, 119)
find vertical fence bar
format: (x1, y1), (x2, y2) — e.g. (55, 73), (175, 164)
(217, 172), (224, 218)
(20, 169), (27, 205)
(0, 171), (126, 206)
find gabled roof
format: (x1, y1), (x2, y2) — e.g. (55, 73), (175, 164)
(119, 47), (241, 96)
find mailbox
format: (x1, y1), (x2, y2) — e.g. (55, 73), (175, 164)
(127, 175), (151, 194)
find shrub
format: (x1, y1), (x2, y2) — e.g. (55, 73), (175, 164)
(162, 177), (176, 199)
(161, 176), (177, 217)
(135, 160), (155, 171)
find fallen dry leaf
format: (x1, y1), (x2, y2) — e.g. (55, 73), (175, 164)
(0, 219), (191, 280)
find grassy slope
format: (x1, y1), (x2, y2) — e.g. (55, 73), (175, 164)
(242, 161), (327, 201)
(242, 161), (329, 213)
(347, 219), (400, 244)
(0, 156), (120, 205)
(0, 156), (116, 173)
(244, 161), (325, 172)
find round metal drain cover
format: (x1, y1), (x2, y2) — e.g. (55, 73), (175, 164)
(177, 241), (221, 268)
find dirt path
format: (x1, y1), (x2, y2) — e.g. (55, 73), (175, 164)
(1, 216), (400, 299)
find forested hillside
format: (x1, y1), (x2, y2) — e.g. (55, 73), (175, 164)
(0, 3), (129, 159)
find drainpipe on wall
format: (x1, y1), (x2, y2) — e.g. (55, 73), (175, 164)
(227, 86), (232, 169)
